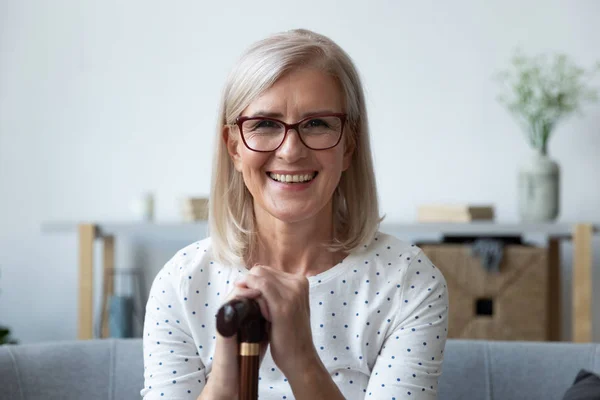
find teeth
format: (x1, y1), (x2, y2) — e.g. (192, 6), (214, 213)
(269, 173), (316, 183)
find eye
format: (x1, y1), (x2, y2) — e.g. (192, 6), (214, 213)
(255, 120), (279, 129)
(306, 119), (328, 127)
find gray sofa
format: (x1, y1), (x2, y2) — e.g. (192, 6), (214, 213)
(0, 338), (599, 399)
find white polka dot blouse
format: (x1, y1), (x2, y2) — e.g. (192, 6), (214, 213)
(141, 232), (449, 399)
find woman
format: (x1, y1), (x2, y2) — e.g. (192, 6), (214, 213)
(141, 29), (448, 399)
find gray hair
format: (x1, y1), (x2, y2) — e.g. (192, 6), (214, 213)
(209, 29), (381, 266)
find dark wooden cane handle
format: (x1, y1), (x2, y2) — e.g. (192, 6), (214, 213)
(216, 298), (267, 400)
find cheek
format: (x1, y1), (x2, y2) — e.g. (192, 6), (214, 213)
(314, 152), (346, 190)
(239, 149), (270, 179)
(322, 149), (346, 173)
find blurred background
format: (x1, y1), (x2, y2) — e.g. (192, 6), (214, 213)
(1, 0), (599, 344)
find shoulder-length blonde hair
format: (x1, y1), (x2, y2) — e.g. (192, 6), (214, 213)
(209, 29), (381, 266)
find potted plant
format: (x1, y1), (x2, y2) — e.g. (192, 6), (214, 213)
(495, 50), (599, 221)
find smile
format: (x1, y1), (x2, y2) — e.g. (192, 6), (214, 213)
(267, 172), (318, 183)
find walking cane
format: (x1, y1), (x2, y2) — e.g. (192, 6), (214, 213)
(216, 298), (267, 400)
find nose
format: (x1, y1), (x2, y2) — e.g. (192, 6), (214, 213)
(275, 128), (308, 161)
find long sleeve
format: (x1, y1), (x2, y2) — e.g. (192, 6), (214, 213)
(139, 234), (448, 399)
(365, 251), (449, 398)
(140, 252), (207, 399)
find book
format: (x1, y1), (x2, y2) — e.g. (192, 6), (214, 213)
(417, 204), (495, 223)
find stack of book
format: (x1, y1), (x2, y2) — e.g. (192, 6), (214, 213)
(417, 204), (495, 223)
(181, 197), (209, 221)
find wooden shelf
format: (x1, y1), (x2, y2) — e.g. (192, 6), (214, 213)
(41, 221), (599, 342)
(42, 220), (598, 238)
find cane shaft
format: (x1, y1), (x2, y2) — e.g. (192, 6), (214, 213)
(239, 350), (260, 400)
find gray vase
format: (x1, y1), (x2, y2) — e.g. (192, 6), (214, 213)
(518, 149), (560, 222)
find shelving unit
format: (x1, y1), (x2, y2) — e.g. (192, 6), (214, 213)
(41, 221), (599, 342)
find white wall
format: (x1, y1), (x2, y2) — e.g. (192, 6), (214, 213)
(1, 0), (599, 343)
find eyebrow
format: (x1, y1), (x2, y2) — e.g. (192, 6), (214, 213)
(248, 110), (340, 119)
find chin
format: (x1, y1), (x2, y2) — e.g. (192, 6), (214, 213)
(264, 201), (331, 225)
(269, 210), (316, 224)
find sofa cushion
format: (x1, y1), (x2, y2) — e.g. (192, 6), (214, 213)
(563, 369), (600, 400)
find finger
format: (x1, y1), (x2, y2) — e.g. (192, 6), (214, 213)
(250, 265), (307, 292)
(224, 286), (262, 303)
(250, 265), (309, 298)
(234, 279), (248, 288)
(244, 273), (283, 301)
(247, 265), (297, 289)
(250, 264), (297, 280)
(243, 274), (284, 320)
(224, 284), (271, 325)
(259, 333), (269, 364)
(252, 294), (272, 322)
(239, 273), (273, 321)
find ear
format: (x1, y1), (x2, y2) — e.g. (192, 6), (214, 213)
(341, 134), (355, 172)
(223, 125), (243, 172)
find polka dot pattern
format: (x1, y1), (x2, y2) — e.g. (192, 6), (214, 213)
(141, 233), (449, 399)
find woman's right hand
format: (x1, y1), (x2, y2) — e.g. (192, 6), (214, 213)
(200, 283), (268, 400)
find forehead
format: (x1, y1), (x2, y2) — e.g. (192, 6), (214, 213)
(242, 68), (344, 118)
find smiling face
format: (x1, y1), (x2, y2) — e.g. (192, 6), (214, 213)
(225, 67), (354, 226)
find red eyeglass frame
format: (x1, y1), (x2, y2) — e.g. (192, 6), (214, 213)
(235, 113), (347, 152)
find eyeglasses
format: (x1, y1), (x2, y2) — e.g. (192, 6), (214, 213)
(235, 113), (347, 152)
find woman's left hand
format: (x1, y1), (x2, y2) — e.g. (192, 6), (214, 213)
(234, 264), (318, 378)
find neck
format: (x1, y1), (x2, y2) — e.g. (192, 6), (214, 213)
(250, 202), (344, 277)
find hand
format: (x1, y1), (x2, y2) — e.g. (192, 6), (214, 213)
(237, 264), (318, 378)
(204, 286), (268, 399)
